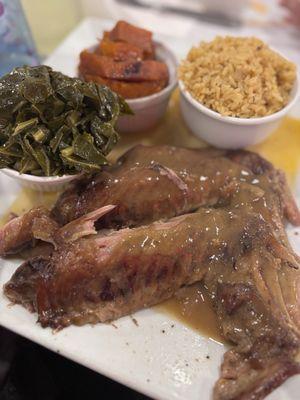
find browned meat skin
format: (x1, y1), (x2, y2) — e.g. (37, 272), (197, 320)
(0, 205), (116, 259)
(1, 145), (298, 258)
(227, 149), (300, 225)
(0, 207), (59, 256)
(4, 193), (284, 330)
(5, 183), (300, 332)
(0, 148), (234, 256)
(208, 240), (300, 400)
(215, 347), (300, 400)
(4, 165), (300, 399)
(52, 145), (300, 229)
(51, 145), (227, 225)
(194, 185), (300, 399)
(4, 207), (217, 328)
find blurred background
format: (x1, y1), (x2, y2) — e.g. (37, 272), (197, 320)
(0, 0), (299, 76)
(18, 0), (300, 58)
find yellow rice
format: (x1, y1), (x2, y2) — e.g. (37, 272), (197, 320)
(178, 36), (296, 118)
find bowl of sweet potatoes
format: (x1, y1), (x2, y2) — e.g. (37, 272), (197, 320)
(79, 20), (177, 133)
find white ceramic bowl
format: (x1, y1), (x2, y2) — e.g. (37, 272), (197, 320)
(1, 168), (78, 192)
(179, 76), (299, 149)
(117, 41), (178, 133)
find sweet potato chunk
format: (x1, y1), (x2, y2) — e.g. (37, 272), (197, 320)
(109, 20), (154, 57)
(103, 30), (110, 39)
(78, 21), (169, 98)
(80, 51), (169, 82)
(96, 39), (144, 61)
(82, 74), (167, 98)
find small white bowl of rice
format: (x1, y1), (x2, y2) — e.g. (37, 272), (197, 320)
(178, 36), (299, 149)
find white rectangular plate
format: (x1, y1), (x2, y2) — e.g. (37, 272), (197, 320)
(0, 17), (300, 400)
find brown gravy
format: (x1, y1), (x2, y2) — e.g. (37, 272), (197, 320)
(156, 283), (224, 343)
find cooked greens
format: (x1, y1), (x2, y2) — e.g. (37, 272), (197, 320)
(0, 65), (132, 175)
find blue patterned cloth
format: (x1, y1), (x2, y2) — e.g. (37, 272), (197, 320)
(0, 0), (39, 76)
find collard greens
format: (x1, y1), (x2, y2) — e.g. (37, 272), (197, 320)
(0, 66), (132, 175)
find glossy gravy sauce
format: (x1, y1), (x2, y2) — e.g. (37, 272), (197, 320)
(156, 282), (224, 343)
(1, 90), (300, 341)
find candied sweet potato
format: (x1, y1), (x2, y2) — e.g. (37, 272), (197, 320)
(78, 21), (169, 99)
(109, 20), (154, 57)
(96, 39), (144, 61)
(82, 74), (167, 98)
(103, 30), (110, 39)
(80, 51), (169, 82)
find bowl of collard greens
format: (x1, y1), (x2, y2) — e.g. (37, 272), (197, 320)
(0, 65), (132, 191)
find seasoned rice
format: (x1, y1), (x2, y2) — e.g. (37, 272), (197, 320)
(178, 36), (296, 118)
